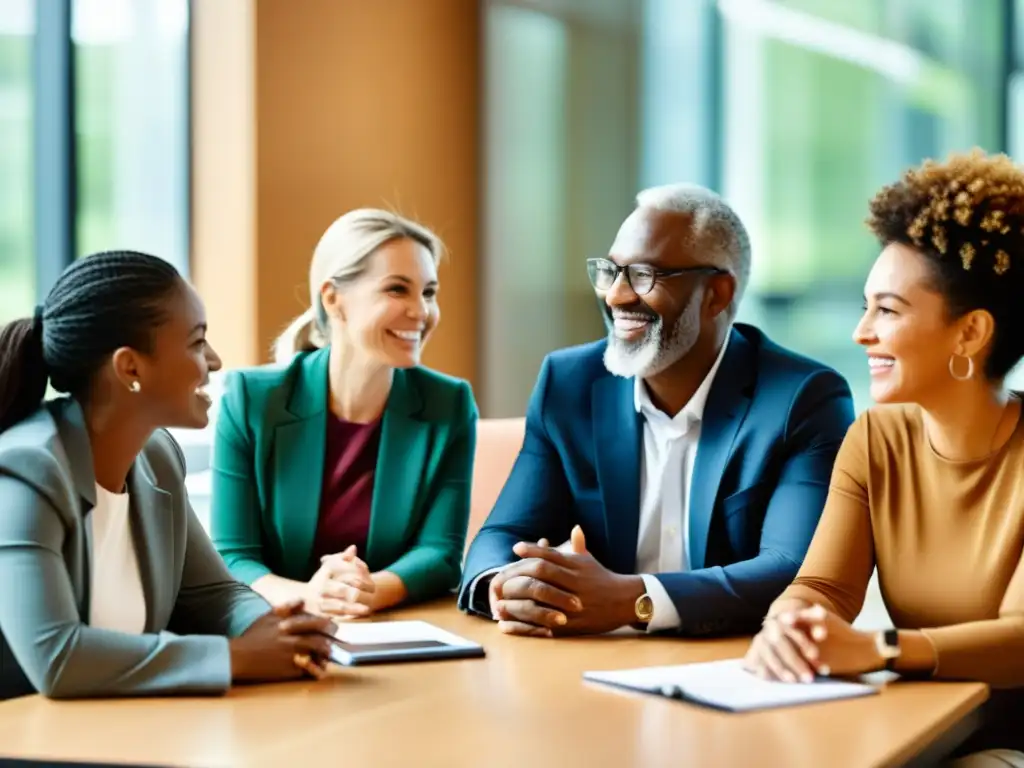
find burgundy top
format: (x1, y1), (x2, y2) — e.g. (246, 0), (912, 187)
(311, 413), (381, 563)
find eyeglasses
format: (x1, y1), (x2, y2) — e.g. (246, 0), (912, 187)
(586, 257), (728, 296)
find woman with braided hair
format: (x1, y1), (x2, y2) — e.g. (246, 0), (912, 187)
(745, 150), (1024, 765)
(0, 250), (336, 700)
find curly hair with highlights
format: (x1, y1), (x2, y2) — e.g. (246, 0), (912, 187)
(866, 149), (1024, 379)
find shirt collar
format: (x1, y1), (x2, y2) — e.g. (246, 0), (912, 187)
(634, 334), (731, 432)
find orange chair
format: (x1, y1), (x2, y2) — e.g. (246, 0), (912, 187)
(467, 417), (525, 549)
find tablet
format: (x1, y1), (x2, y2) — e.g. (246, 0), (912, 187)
(323, 620), (486, 666)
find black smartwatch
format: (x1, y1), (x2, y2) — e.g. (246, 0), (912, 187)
(875, 629), (900, 671)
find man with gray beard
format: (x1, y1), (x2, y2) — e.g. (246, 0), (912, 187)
(459, 183), (855, 637)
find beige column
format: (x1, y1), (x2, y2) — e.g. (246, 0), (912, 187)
(191, 0), (481, 387)
(191, 0), (257, 369)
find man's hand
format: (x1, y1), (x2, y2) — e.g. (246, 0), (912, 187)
(487, 537), (548, 621)
(307, 545), (377, 618)
(491, 526), (644, 637)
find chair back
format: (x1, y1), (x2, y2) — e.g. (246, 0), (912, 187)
(468, 417), (525, 548)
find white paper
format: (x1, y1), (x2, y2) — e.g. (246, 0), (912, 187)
(331, 620), (479, 648)
(584, 658), (877, 712)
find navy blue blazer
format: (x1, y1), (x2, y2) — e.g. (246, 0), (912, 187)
(459, 323), (855, 635)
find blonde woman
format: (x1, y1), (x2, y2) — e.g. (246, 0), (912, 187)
(211, 209), (478, 617)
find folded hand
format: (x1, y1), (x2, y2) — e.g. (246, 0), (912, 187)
(491, 526), (638, 637)
(744, 604), (882, 682)
(230, 600), (335, 682)
(307, 545), (377, 618)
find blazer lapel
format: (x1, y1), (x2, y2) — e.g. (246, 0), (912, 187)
(53, 399), (98, 616)
(127, 455), (173, 631)
(53, 399), (172, 626)
(688, 329), (755, 569)
(274, 349), (330, 579)
(367, 369), (428, 567)
(593, 374), (642, 575)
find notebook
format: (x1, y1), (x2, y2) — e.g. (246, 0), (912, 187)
(583, 658), (878, 712)
(0, 761), (169, 767)
(323, 620), (485, 666)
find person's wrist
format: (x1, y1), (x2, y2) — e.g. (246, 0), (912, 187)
(228, 640), (250, 681)
(862, 630), (886, 672)
(303, 576), (321, 608)
(613, 574), (648, 627)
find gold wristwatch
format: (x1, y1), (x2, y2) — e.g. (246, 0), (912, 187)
(632, 593), (654, 629)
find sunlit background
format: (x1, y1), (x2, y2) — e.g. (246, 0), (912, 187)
(482, 0), (1017, 415)
(1, 0), (1022, 418)
(0, 0), (188, 314)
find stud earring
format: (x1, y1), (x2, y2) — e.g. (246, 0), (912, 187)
(129, 381), (141, 393)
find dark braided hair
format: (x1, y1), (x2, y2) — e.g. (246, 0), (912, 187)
(0, 250), (182, 433)
(867, 149), (1024, 380)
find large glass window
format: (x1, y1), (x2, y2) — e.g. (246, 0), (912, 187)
(73, 0), (189, 272)
(0, 0), (35, 326)
(483, 0), (1008, 415)
(481, 1), (643, 416)
(721, 0), (1006, 409)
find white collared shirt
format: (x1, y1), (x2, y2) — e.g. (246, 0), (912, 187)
(636, 336), (730, 631)
(89, 484), (146, 634)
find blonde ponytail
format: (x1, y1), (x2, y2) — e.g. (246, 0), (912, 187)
(272, 307), (328, 364)
(277, 208), (444, 365)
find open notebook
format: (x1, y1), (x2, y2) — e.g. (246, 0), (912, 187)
(324, 620), (485, 666)
(584, 658), (878, 712)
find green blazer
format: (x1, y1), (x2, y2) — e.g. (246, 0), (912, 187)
(210, 349), (478, 603)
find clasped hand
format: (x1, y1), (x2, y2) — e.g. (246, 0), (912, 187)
(743, 603), (883, 682)
(230, 599), (336, 682)
(489, 526), (639, 637)
(306, 545), (377, 618)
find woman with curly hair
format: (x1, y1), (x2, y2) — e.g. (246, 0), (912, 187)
(745, 150), (1024, 765)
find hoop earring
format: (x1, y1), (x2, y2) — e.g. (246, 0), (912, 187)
(948, 354), (974, 381)
(129, 381), (141, 393)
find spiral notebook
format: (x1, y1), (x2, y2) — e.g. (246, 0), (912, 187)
(584, 658), (877, 712)
(324, 620), (485, 666)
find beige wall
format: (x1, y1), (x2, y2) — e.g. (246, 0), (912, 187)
(192, 0), (481, 386)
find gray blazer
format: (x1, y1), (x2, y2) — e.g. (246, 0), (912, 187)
(0, 398), (271, 699)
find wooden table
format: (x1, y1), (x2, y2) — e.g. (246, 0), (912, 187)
(0, 601), (988, 768)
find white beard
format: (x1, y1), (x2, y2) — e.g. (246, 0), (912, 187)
(603, 291), (702, 379)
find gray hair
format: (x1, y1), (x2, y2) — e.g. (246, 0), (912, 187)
(634, 183), (751, 308)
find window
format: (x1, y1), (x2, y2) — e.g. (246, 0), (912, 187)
(0, 0), (35, 326)
(73, 0), (190, 272)
(481, 1), (643, 416)
(720, 0), (1006, 410)
(0, 0), (190, 327)
(482, 0), (1010, 415)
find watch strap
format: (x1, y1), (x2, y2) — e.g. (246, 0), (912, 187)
(880, 628), (900, 671)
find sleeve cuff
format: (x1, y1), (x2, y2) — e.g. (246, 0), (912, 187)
(641, 574), (681, 632)
(466, 566), (503, 618)
(917, 629), (941, 678)
(230, 559), (273, 587)
(229, 591), (272, 638)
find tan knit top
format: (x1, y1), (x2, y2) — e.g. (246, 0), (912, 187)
(775, 403), (1024, 687)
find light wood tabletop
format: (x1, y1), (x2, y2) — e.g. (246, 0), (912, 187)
(0, 599), (988, 768)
